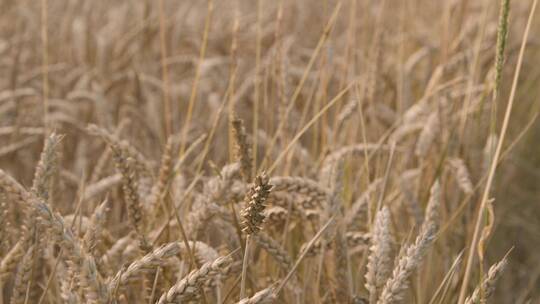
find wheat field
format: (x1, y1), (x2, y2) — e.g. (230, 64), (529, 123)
(0, 0), (539, 303)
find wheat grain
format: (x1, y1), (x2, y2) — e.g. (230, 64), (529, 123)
(157, 255), (232, 304)
(464, 255), (508, 304)
(366, 206), (394, 303)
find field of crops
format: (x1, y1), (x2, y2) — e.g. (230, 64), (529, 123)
(0, 1), (539, 303)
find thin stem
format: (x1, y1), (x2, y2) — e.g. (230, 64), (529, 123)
(458, 1), (538, 302)
(37, 250), (63, 304)
(261, 2), (342, 169)
(268, 82), (354, 173)
(274, 215), (336, 297)
(179, 0), (214, 156)
(41, 0), (49, 132)
(252, 0), (262, 178)
(158, 0), (172, 138)
(240, 235), (251, 300)
(148, 267), (161, 304)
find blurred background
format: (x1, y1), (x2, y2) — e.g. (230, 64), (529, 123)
(0, 0), (539, 302)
